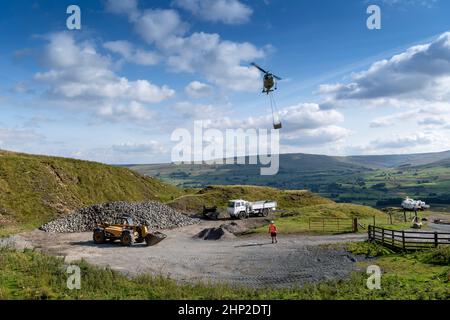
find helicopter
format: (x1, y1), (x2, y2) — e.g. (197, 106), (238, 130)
(251, 63), (283, 130)
(251, 62), (282, 94)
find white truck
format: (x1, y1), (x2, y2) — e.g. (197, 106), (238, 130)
(227, 199), (277, 219)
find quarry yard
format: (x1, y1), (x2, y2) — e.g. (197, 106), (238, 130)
(4, 219), (367, 289)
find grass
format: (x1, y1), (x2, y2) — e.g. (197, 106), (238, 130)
(251, 203), (412, 235)
(1, 245), (449, 300)
(0, 150), (183, 237)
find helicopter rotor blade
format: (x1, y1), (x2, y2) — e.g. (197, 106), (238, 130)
(251, 62), (269, 74)
(272, 74), (282, 81)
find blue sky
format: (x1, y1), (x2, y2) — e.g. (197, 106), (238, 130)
(1, 0), (450, 163)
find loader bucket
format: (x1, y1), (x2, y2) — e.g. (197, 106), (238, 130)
(145, 231), (167, 246)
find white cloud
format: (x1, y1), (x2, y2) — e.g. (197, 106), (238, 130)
(105, 0), (139, 20)
(279, 103), (344, 130)
(282, 126), (350, 146)
(97, 101), (155, 123)
(185, 81), (213, 98)
(174, 0), (253, 25)
(370, 110), (417, 128)
(320, 32), (450, 101)
(103, 40), (159, 66)
(201, 102), (349, 146)
(134, 9), (188, 44)
(106, 2), (266, 92)
(33, 32), (174, 122)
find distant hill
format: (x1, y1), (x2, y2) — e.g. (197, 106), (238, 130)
(411, 157), (450, 169)
(345, 150), (450, 169)
(0, 150), (183, 234)
(126, 150), (450, 208)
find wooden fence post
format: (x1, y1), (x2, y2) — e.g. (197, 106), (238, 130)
(434, 232), (438, 248)
(368, 225), (371, 241)
(402, 230), (406, 251)
(381, 228), (385, 245)
(352, 218), (358, 233)
(391, 229), (395, 247)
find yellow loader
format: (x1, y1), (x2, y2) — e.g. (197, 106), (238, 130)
(93, 215), (166, 246)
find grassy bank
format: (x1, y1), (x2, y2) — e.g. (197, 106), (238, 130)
(167, 185), (332, 212)
(0, 150), (183, 237)
(250, 203), (412, 235)
(1, 245), (448, 300)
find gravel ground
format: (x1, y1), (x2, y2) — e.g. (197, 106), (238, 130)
(40, 201), (198, 233)
(7, 220), (367, 289)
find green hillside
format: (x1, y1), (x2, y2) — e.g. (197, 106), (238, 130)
(0, 150), (183, 235)
(168, 185), (333, 212)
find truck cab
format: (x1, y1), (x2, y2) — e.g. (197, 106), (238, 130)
(227, 200), (248, 219)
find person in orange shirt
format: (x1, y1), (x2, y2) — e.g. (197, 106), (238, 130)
(268, 221), (278, 244)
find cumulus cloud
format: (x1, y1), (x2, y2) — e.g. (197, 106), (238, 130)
(103, 40), (159, 65)
(33, 32), (174, 123)
(105, 0), (140, 19)
(201, 102), (349, 146)
(370, 110), (417, 128)
(134, 9), (189, 44)
(97, 101), (155, 123)
(368, 101), (450, 129)
(370, 132), (437, 149)
(106, 2), (266, 92)
(282, 126), (350, 146)
(174, 0), (253, 25)
(320, 32), (450, 101)
(185, 81), (213, 98)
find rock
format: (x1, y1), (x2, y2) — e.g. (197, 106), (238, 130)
(195, 226), (236, 240)
(40, 201), (199, 233)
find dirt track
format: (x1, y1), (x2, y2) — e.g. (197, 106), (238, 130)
(4, 220), (367, 289)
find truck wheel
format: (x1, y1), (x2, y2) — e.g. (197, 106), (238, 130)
(238, 212), (246, 220)
(120, 231), (133, 246)
(263, 209), (269, 217)
(93, 229), (105, 244)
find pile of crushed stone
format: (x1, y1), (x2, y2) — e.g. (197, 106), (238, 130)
(196, 225), (237, 240)
(40, 201), (199, 233)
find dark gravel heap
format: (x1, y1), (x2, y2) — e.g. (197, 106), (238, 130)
(40, 201), (198, 233)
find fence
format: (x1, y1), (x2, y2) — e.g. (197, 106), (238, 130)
(368, 225), (450, 250)
(308, 218), (358, 233)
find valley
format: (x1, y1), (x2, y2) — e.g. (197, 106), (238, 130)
(127, 151), (450, 209)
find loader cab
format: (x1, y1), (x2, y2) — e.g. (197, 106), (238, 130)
(117, 215), (133, 226)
